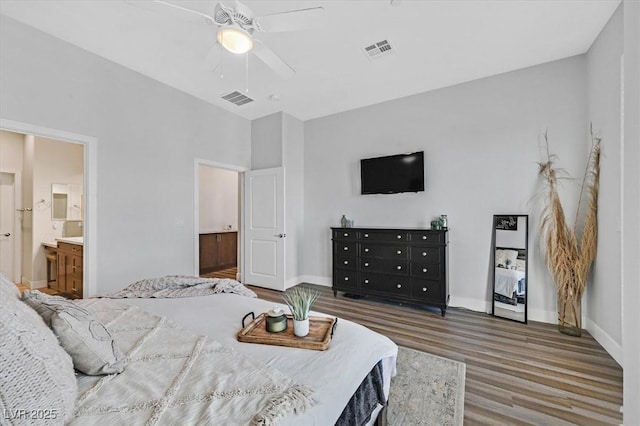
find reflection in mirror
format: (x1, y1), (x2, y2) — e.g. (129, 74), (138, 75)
(492, 215), (528, 323)
(51, 183), (83, 220)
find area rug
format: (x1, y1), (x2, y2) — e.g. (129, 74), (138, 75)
(388, 346), (466, 426)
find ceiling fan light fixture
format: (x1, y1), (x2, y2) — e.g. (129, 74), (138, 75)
(217, 26), (253, 54)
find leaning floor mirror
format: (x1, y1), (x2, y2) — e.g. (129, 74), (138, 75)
(492, 215), (528, 323)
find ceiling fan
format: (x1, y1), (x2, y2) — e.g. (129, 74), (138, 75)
(154, 0), (325, 79)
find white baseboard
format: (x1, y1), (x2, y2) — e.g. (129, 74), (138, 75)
(20, 277), (47, 289)
(298, 275), (332, 287)
(585, 317), (623, 367)
(448, 296), (491, 314)
(284, 275), (332, 289)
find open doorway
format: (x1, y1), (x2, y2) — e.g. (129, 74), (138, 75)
(196, 161), (242, 280)
(0, 129), (84, 297)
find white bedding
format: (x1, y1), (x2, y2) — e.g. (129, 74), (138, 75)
(494, 267), (525, 298)
(119, 292), (398, 425)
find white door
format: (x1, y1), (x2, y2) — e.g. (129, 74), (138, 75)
(243, 167), (285, 291)
(0, 172), (16, 282)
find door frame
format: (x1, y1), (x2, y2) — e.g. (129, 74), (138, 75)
(0, 169), (22, 283)
(0, 118), (97, 297)
(194, 158), (248, 280)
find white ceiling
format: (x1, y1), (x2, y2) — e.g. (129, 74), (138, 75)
(0, 0), (620, 121)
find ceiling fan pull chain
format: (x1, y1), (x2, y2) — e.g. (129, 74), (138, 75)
(245, 53), (249, 93)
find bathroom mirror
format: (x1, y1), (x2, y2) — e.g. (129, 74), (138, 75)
(52, 183), (83, 220)
(492, 215), (528, 323)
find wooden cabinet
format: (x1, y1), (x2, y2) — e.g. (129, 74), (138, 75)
(56, 242), (83, 299)
(331, 227), (449, 316)
(199, 232), (238, 274)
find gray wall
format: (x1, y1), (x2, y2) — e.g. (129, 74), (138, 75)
(622, 1), (640, 422)
(585, 5), (623, 360)
(303, 56), (589, 322)
(0, 15), (251, 294)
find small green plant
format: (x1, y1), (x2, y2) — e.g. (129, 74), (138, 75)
(282, 286), (320, 321)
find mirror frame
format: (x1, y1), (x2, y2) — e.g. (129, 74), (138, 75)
(491, 214), (528, 324)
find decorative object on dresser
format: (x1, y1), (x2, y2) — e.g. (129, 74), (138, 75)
(332, 227), (449, 316)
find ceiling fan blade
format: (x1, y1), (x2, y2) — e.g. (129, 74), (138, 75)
(252, 40), (295, 79)
(254, 7), (325, 32)
(153, 0), (216, 25)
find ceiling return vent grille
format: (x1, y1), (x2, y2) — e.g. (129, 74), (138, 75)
(362, 39), (394, 60)
(221, 91), (254, 106)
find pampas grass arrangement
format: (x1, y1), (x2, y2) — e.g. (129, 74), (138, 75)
(538, 126), (601, 336)
(282, 286), (320, 321)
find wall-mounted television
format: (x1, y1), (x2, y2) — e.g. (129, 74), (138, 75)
(360, 151), (424, 195)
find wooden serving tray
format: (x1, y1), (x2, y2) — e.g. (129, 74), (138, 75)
(237, 312), (337, 351)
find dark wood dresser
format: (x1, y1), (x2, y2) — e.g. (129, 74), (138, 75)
(331, 227), (449, 316)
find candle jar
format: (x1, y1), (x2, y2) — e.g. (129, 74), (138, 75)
(265, 307), (288, 333)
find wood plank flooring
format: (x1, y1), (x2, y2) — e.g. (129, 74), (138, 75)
(249, 284), (623, 425)
(201, 267), (238, 280)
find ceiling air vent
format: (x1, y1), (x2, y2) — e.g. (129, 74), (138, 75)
(221, 91), (254, 106)
(362, 39), (394, 61)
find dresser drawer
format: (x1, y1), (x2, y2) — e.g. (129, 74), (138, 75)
(361, 244), (408, 259)
(334, 242), (357, 254)
(361, 273), (410, 296)
(410, 247), (441, 262)
(361, 258), (408, 275)
(333, 229), (358, 241)
(360, 230), (408, 242)
(336, 255), (357, 270)
(410, 262), (441, 280)
(409, 231), (444, 244)
(334, 269), (358, 289)
(410, 279), (444, 302)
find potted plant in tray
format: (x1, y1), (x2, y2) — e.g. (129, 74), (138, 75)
(282, 286), (320, 337)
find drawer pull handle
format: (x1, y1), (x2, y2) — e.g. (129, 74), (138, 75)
(422, 252), (427, 256)
(343, 233), (349, 237)
(364, 262), (369, 267)
(396, 284), (402, 288)
(397, 250), (402, 255)
(364, 233), (369, 238)
(397, 235), (402, 239)
(343, 260), (349, 265)
(396, 266), (402, 270)
(343, 247), (349, 251)
(344, 277), (349, 281)
(422, 287), (428, 292)
(423, 268), (428, 273)
(364, 248), (370, 252)
(364, 279), (369, 284)
(422, 235), (427, 240)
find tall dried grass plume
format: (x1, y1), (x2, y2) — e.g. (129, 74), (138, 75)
(538, 127), (601, 335)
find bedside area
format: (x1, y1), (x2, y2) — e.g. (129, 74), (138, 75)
(42, 237), (83, 299)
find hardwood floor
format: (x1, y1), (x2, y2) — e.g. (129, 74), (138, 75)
(201, 267), (238, 280)
(15, 284), (58, 296)
(249, 284), (623, 425)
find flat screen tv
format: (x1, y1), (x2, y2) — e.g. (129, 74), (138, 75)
(360, 151), (424, 195)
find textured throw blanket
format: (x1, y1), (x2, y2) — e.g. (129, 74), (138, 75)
(72, 299), (314, 426)
(106, 275), (257, 299)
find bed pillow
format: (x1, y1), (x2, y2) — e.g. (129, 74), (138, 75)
(516, 259), (526, 272)
(22, 290), (125, 375)
(495, 249), (519, 269)
(0, 290), (77, 423)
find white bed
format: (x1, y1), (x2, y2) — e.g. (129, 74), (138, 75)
(117, 292), (398, 425)
(1, 273), (397, 425)
(493, 267), (525, 298)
